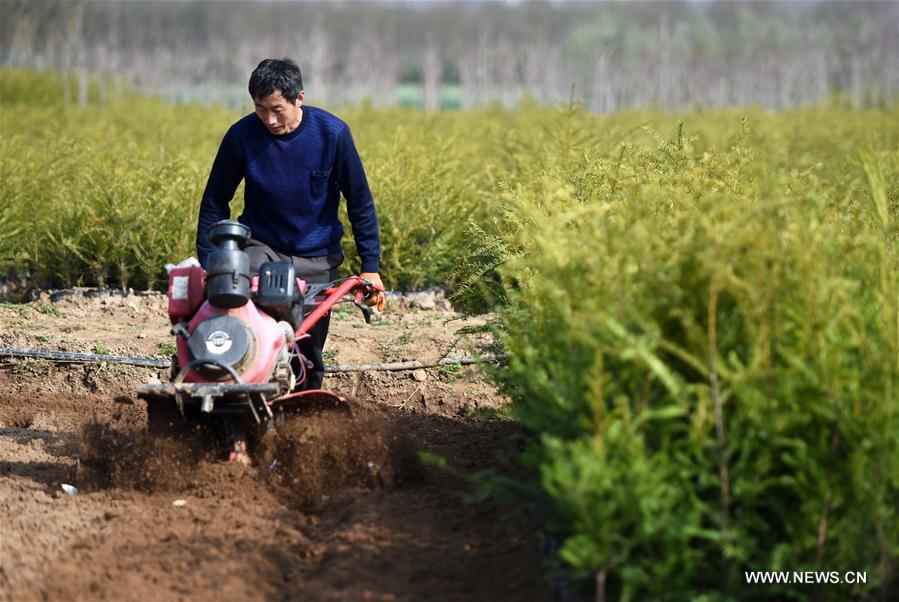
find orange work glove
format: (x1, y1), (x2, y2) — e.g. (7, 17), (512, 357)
(359, 272), (386, 312)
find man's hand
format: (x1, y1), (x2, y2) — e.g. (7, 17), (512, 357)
(359, 272), (385, 311)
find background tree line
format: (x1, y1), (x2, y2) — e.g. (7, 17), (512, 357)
(1, 0), (896, 112)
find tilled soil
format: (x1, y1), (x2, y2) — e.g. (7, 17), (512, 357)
(0, 292), (550, 601)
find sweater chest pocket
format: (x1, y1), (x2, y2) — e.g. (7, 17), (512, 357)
(310, 168), (331, 198)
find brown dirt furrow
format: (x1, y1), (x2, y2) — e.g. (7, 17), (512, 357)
(0, 294), (549, 601)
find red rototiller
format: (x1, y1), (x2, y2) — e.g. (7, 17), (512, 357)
(136, 220), (381, 457)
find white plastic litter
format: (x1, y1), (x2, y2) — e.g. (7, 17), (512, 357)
(61, 483), (78, 496)
(164, 257), (201, 274)
(172, 499), (187, 507)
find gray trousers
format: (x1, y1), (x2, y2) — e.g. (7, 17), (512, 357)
(244, 238), (343, 390)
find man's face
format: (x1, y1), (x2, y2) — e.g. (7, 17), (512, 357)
(253, 90), (304, 135)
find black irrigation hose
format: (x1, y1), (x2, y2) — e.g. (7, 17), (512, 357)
(0, 347), (497, 372)
(323, 355), (491, 373)
(0, 347), (171, 368)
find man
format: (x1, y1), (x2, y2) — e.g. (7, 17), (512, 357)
(196, 57), (384, 391)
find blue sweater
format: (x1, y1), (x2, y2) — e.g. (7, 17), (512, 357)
(196, 106), (380, 273)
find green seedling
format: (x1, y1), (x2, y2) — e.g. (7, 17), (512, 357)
(437, 362), (462, 379)
(34, 301), (62, 317)
(91, 343), (112, 355)
(14, 305), (34, 319)
(155, 340), (177, 356)
(332, 303), (356, 320)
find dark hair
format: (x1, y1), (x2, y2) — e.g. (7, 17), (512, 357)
(248, 58), (303, 101)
